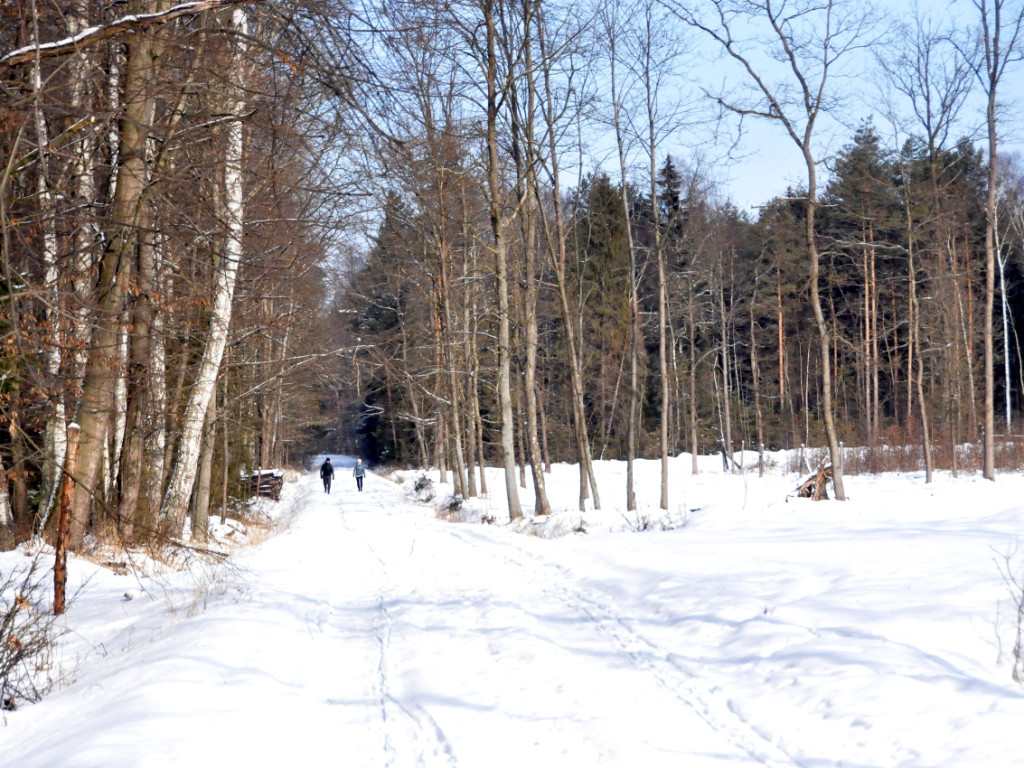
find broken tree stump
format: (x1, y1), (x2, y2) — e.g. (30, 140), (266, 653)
(796, 462), (832, 501)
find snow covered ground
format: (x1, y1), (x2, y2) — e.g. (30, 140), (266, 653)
(2, 453), (1024, 766)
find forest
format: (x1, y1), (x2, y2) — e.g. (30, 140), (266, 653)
(3, 0), (1024, 548)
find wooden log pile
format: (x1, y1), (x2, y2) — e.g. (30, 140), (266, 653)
(248, 469), (284, 501)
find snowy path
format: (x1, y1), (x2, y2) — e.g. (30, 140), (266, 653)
(308, 475), (793, 767)
(2, 472), (790, 767)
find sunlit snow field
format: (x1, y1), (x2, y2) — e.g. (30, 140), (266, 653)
(2, 452), (1024, 766)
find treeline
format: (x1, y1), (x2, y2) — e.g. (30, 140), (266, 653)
(336, 125), (1024, 475)
(324, 0), (1024, 515)
(3, 0), (1024, 548)
(0, 0), (353, 549)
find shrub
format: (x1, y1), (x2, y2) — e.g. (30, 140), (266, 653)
(412, 474), (434, 502)
(435, 494), (464, 523)
(996, 545), (1024, 684)
(1, 555), (62, 710)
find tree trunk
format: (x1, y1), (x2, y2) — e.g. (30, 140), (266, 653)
(161, 8), (249, 532)
(144, 248), (169, 525)
(513, 12), (552, 515)
(54, 425), (81, 616)
(718, 276), (734, 469)
(191, 395), (216, 542)
(609, 27), (639, 511)
(71, 0), (160, 548)
(0, 450), (13, 543)
(436, 409), (447, 486)
(439, 241), (468, 498)
(68, 0), (101, 381)
(30, 19), (67, 533)
(688, 284), (700, 475)
(979, 0), (1013, 480)
(483, 0), (522, 520)
(997, 226), (1013, 430)
(10, 418), (29, 540)
(806, 180), (846, 499)
(536, 9), (599, 510)
(910, 240), (933, 482)
(653, 174), (670, 509)
(221, 378), (231, 525)
(637, 0), (672, 508)
(870, 225), (880, 444)
(515, 383), (528, 489)
(522, 231), (550, 511)
(469, 286), (488, 496)
(538, 384), (552, 473)
(461, 236), (479, 498)
(119, 215), (158, 538)
(750, 307), (765, 453)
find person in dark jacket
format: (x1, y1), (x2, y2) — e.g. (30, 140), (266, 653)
(353, 458), (366, 492)
(320, 457), (334, 493)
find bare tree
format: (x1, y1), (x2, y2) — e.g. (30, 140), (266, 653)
(604, 0), (642, 512)
(28, 0), (67, 532)
(161, 7), (250, 531)
(481, 0), (524, 519)
(505, 0), (553, 515)
(69, 0), (163, 547)
(877, 8), (976, 482)
(960, 0), (1024, 480)
(634, 0), (692, 508)
(534, 3), (603, 511)
(669, 0), (880, 499)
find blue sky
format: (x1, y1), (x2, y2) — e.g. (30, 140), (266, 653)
(704, 0), (1024, 210)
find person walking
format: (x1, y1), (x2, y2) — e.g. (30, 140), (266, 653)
(320, 457), (334, 493)
(353, 458), (366, 492)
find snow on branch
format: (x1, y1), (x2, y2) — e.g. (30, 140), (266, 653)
(1, 0), (258, 68)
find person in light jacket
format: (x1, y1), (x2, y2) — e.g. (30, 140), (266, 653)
(320, 457), (334, 493)
(353, 458), (366, 492)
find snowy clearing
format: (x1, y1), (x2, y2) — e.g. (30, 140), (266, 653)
(2, 454), (1024, 766)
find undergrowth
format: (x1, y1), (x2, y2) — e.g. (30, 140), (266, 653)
(0, 553), (63, 711)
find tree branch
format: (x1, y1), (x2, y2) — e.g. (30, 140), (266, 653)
(2, 0), (260, 68)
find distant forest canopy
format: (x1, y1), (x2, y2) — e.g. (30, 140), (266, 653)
(3, 0), (1024, 546)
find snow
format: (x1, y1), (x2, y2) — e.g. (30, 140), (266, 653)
(3, 453), (1024, 766)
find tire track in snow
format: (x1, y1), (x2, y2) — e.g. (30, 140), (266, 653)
(344, 507), (458, 768)
(444, 525), (799, 768)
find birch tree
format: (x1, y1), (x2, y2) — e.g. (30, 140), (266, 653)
(161, 7), (250, 532)
(0, 451), (12, 543)
(28, 0), (66, 531)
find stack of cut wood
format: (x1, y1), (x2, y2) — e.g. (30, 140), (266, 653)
(248, 469), (284, 500)
(796, 462), (832, 501)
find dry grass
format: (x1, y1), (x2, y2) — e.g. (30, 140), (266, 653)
(838, 438), (1024, 476)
